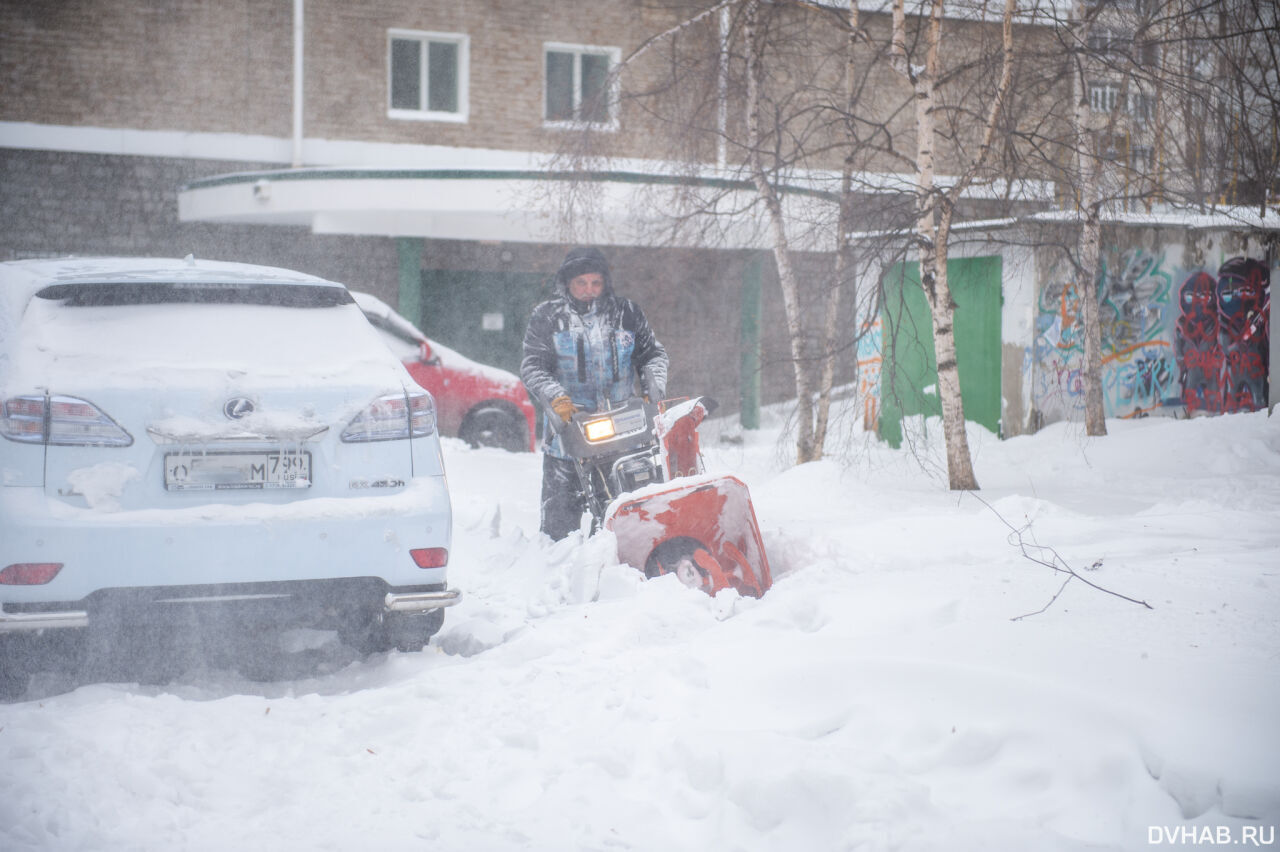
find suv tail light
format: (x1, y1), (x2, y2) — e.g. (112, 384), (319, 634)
(341, 390), (436, 442)
(1, 395), (133, 446)
(0, 563), (63, 585)
(410, 548), (448, 568)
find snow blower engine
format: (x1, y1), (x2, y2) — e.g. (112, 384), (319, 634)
(557, 397), (772, 598)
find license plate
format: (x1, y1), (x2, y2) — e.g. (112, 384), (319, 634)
(164, 451), (312, 491)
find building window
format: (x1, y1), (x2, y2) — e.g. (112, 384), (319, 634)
(1128, 92), (1154, 124)
(1129, 145), (1154, 171)
(1138, 39), (1160, 66)
(1094, 134), (1153, 171)
(1088, 82), (1153, 125)
(544, 43), (619, 129)
(1089, 82), (1121, 114)
(1087, 29), (1129, 58)
(388, 30), (468, 122)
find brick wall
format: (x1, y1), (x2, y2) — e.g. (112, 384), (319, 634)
(1, 0), (696, 159)
(0, 148), (400, 294)
(1, 0), (292, 136)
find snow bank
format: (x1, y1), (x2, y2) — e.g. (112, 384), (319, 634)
(1, 409), (1277, 851)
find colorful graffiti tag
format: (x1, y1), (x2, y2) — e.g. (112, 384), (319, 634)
(1033, 251), (1271, 421)
(856, 318), (883, 431)
(1176, 257), (1270, 414)
(1034, 248), (1179, 419)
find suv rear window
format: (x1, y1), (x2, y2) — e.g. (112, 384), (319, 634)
(15, 282), (396, 389)
(35, 282), (353, 308)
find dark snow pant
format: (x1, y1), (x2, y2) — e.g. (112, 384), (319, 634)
(540, 454), (586, 541)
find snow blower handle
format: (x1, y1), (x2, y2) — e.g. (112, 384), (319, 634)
(558, 397), (659, 461)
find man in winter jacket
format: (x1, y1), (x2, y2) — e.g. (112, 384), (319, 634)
(521, 246), (669, 540)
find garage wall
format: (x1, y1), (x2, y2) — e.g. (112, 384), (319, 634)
(1029, 227), (1275, 425)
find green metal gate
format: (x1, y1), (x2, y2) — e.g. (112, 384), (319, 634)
(879, 256), (1002, 448)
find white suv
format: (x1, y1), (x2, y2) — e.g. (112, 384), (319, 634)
(0, 257), (457, 693)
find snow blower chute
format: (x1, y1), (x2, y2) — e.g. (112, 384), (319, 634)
(557, 397), (772, 597)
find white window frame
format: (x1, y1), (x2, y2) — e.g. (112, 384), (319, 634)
(1128, 144), (1154, 171)
(1089, 81), (1121, 114)
(1086, 28), (1128, 58)
(543, 42), (621, 131)
(387, 29), (469, 123)
(1127, 91), (1154, 125)
(1089, 82), (1154, 126)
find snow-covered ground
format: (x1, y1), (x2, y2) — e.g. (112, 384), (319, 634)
(2, 407), (1278, 851)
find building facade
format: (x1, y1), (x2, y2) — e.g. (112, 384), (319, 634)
(2, 0), (850, 415)
(14, 0), (1255, 443)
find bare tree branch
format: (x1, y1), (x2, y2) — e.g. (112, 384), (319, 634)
(965, 492), (1154, 619)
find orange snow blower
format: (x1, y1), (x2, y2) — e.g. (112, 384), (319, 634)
(558, 397), (772, 597)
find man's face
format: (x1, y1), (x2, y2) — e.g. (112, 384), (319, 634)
(568, 272), (605, 303)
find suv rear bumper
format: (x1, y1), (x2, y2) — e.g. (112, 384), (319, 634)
(0, 577), (461, 634)
(1, 477), (452, 603)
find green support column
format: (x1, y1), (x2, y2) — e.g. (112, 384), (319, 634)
(396, 237), (424, 327)
(740, 252), (764, 430)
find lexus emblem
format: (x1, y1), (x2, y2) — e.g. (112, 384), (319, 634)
(223, 397), (256, 420)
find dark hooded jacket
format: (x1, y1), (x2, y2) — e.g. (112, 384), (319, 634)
(521, 248), (669, 458)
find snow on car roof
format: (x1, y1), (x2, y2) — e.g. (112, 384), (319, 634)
(350, 291), (525, 386)
(2, 255), (338, 292)
(1, 256), (343, 340)
(0, 257), (402, 394)
(351, 290), (428, 344)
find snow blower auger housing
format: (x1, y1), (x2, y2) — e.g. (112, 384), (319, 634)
(558, 397), (772, 598)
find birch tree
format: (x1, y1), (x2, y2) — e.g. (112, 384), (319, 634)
(742, 0), (843, 463)
(888, 0), (1017, 490)
(1069, 6), (1109, 436)
(550, 0), (884, 465)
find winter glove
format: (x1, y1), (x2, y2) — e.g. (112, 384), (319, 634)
(550, 395), (577, 423)
(641, 364), (666, 404)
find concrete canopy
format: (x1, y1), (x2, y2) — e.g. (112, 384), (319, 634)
(178, 167), (840, 251)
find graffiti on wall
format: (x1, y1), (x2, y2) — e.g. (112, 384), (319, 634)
(1033, 250), (1271, 421)
(1176, 257), (1270, 413)
(1034, 248), (1180, 419)
(856, 318), (883, 431)
(1097, 250), (1180, 416)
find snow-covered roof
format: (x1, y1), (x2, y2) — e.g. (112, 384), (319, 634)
(1020, 207), (1280, 231)
(178, 163), (1052, 251)
(850, 206), (1280, 243)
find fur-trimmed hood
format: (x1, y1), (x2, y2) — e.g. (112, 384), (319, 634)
(555, 246), (615, 311)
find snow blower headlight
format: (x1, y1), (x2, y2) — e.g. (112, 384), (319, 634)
(583, 416), (617, 442)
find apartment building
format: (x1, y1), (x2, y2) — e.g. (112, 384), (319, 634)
(3, 1), (836, 411)
(2, 0), (1080, 425)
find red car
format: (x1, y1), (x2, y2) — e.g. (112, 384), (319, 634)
(353, 292), (536, 452)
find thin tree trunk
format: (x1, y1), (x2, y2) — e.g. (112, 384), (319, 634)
(745, 0), (817, 463)
(929, 213), (979, 489)
(891, 0), (984, 490)
(913, 1), (979, 490)
(1071, 13), (1108, 436)
(1080, 187), (1108, 435)
(813, 2), (862, 457)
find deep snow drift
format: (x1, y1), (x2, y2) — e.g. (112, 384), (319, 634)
(2, 407), (1278, 851)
